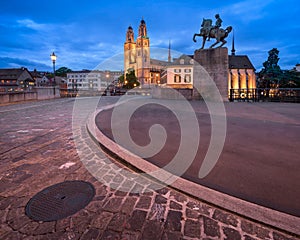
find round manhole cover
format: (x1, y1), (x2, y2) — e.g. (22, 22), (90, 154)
(25, 180), (95, 222)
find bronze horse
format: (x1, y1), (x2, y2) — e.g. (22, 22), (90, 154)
(193, 19), (232, 49)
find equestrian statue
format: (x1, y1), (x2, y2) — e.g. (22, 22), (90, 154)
(193, 14), (232, 49)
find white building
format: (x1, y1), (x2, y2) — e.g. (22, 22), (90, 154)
(67, 70), (101, 91)
(166, 55), (194, 89)
(66, 70), (123, 92)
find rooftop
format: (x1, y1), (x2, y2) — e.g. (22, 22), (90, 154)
(229, 55), (255, 70)
(0, 67), (30, 80)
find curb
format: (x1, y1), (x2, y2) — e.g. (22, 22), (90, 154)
(86, 104), (300, 237)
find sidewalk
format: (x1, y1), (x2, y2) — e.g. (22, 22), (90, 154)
(0, 98), (299, 239)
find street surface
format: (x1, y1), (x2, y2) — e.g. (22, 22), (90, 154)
(96, 100), (300, 217)
(0, 97), (298, 239)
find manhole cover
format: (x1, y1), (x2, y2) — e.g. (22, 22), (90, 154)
(25, 180), (95, 222)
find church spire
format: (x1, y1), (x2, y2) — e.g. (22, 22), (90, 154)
(138, 18), (147, 37)
(126, 25), (134, 43)
(168, 40), (171, 62)
(231, 30), (236, 56)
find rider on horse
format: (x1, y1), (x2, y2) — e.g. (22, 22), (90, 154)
(208, 14), (223, 41)
(193, 14), (232, 49)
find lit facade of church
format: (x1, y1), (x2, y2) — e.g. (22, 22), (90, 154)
(228, 42), (257, 100)
(124, 19), (171, 85)
(124, 19), (150, 84)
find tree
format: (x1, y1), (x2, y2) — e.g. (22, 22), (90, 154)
(118, 74), (124, 85)
(55, 67), (72, 77)
(258, 48), (284, 88)
(258, 49), (300, 89)
(122, 69), (140, 89)
(280, 70), (300, 88)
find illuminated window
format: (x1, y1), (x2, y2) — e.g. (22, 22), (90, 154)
(174, 69), (181, 73)
(184, 75), (191, 83)
(174, 74), (181, 83)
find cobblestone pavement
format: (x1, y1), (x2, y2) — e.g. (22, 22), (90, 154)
(0, 97), (298, 240)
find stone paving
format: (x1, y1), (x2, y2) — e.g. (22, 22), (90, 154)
(0, 97), (299, 240)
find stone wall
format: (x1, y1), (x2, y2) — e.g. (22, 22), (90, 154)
(35, 87), (60, 100)
(0, 92), (37, 104)
(152, 87), (193, 100)
(193, 47), (229, 102)
(0, 87), (60, 104)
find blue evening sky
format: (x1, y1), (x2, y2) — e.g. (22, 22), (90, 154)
(0, 0), (299, 72)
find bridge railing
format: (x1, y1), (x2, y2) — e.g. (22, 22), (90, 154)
(229, 88), (300, 103)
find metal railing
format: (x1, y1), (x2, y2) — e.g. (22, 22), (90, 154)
(229, 88), (300, 103)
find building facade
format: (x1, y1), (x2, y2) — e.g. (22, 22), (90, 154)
(66, 70), (122, 92)
(228, 55), (256, 99)
(0, 67), (34, 93)
(124, 19), (150, 85)
(166, 55), (194, 89)
(124, 18), (171, 86)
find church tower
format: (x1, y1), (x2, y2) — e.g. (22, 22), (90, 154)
(135, 18), (150, 85)
(124, 26), (136, 74)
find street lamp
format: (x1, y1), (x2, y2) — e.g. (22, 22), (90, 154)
(50, 52), (57, 86)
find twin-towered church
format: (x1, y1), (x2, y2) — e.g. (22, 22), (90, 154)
(124, 19), (151, 85)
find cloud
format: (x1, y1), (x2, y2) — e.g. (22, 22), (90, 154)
(0, 57), (51, 70)
(0, 1), (298, 72)
(17, 19), (48, 31)
(222, 0), (275, 22)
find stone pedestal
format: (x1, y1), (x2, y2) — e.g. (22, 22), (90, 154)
(193, 48), (229, 102)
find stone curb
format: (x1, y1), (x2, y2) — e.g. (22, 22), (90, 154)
(86, 104), (300, 237)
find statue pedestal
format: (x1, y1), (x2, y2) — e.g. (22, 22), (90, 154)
(193, 47), (229, 102)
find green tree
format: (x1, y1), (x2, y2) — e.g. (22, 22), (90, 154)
(258, 48), (284, 88)
(280, 70), (300, 88)
(123, 69), (140, 89)
(118, 74), (124, 85)
(55, 67), (72, 77)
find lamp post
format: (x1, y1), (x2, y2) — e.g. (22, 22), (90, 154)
(106, 73), (110, 91)
(50, 52), (57, 86)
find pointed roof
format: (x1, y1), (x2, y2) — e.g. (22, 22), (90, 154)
(170, 54), (194, 66)
(0, 67), (31, 80)
(229, 55), (255, 70)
